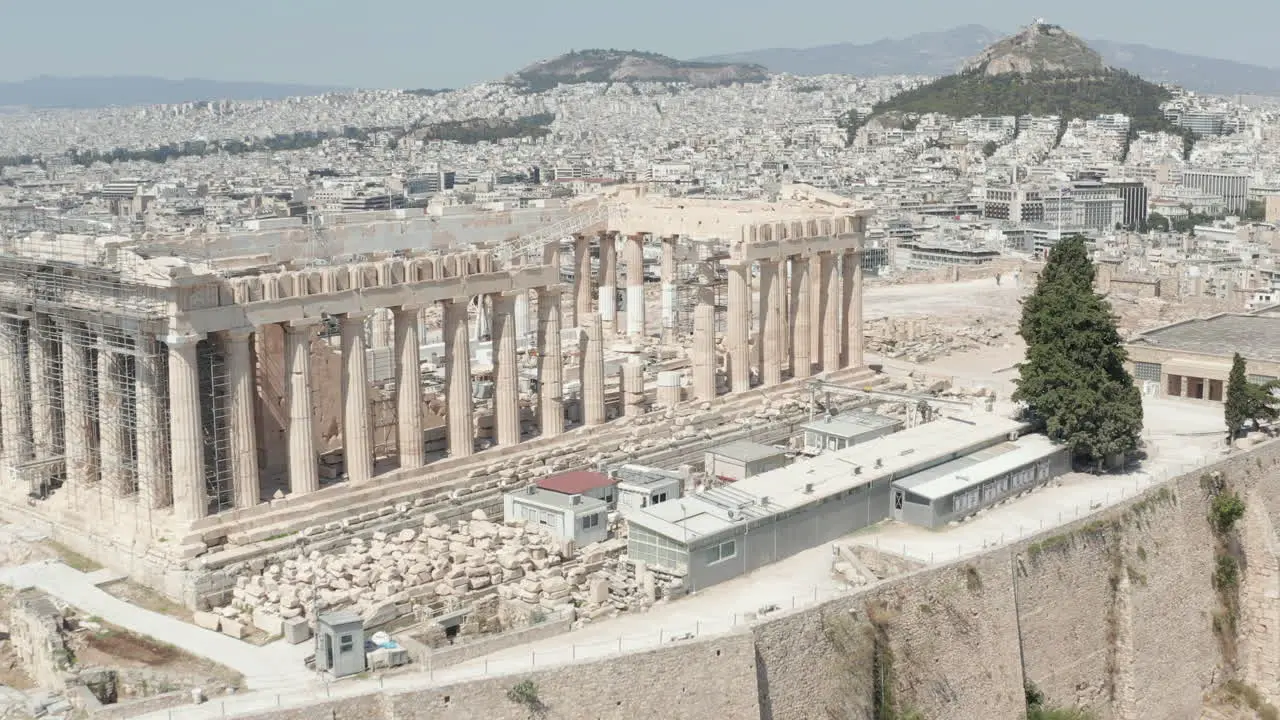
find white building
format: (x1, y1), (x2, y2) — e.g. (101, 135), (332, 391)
(503, 486), (609, 546)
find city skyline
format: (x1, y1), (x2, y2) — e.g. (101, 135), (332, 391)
(0, 0), (1277, 90)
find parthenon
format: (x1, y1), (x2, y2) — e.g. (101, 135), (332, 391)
(0, 186), (870, 600)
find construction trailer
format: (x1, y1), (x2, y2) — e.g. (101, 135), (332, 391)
(626, 415), (1037, 592)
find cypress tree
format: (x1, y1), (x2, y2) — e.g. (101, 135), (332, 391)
(1224, 353), (1250, 442)
(1013, 236), (1144, 466)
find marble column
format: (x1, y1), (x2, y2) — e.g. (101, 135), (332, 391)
(843, 250), (865, 369)
(28, 316), (54, 460)
(225, 328), (261, 508)
(598, 232), (617, 331)
(753, 262), (766, 375)
(284, 321), (319, 495)
(790, 256), (812, 380)
(370, 308), (393, 349)
(821, 252), (842, 372)
(693, 288), (717, 401)
(393, 306), (424, 470)
(61, 321), (96, 487)
(442, 299), (474, 458)
(760, 260), (783, 387)
(0, 316), (31, 472)
(661, 237), (677, 342)
(580, 312), (606, 426)
(536, 287), (564, 438)
(623, 361), (644, 418)
(626, 234), (645, 339)
(340, 313), (374, 483)
(134, 334), (169, 509)
(167, 333), (206, 521)
(97, 336), (128, 495)
(573, 235), (591, 327)
(493, 292), (521, 446)
(514, 292), (531, 350)
(727, 262), (751, 393)
(809, 253), (823, 364)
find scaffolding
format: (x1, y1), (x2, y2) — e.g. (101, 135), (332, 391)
(0, 247), (196, 513)
(199, 339), (235, 514)
(674, 239), (729, 337)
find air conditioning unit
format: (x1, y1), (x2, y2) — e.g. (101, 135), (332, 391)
(1007, 430), (1020, 441)
(525, 485), (537, 495)
(760, 496), (771, 506)
(804, 483), (815, 494)
(571, 495), (582, 506)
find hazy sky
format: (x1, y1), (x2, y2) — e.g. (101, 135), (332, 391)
(1, 0), (1277, 88)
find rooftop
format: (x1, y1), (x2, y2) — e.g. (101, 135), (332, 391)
(895, 434), (1062, 501)
(537, 471), (614, 495)
(706, 440), (788, 464)
(512, 487), (608, 513)
(628, 414), (1026, 545)
(611, 464), (683, 490)
(1128, 314), (1280, 363)
(800, 410), (902, 440)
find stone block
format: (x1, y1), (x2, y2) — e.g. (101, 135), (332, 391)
(193, 611), (221, 631)
(252, 609), (283, 636)
(282, 616), (311, 645)
(220, 618), (246, 639)
(589, 579), (610, 605)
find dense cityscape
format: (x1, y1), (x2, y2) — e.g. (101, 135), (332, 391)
(0, 17), (1278, 720)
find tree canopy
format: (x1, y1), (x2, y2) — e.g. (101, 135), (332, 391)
(1013, 236), (1144, 465)
(1225, 353), (1280, 441)
(842, 68), (1197, 158)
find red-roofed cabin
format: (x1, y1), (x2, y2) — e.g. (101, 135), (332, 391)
(537, 471), (617, 509)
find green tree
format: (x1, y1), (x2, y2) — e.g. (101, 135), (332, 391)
(1225, 353), (1251, 441)
(1246, 381), (1280, 431)
(1013, 236), (1144, 467)
(1243, 199), (1267, 222)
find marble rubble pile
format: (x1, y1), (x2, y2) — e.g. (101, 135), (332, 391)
(867, 316), (1011, 364)
(212, 509), (581, 636)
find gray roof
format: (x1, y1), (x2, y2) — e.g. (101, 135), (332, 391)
(800, 411), (902, 440)
(510, 487), (608, 513)
(706, 440), (787, 463)
(1130, 314), (1280, 363)
(319, 610), (363, 627)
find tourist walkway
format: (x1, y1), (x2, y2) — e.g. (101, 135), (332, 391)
(0, 560), (312, 691)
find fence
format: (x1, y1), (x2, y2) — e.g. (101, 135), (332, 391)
(149, 581), (841, 720)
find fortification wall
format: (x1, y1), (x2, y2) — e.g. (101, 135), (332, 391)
(232, 634), (759, 720)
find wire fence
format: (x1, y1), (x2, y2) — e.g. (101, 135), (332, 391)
(156, 582), (842, 719)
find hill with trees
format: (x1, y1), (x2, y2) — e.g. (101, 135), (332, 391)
(512, 49), (768, 91)
(842, 23), (1194, 155)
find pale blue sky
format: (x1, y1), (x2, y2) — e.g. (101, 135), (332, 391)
(1, 0), (1276, 88)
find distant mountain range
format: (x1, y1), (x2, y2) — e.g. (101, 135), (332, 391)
(0, 75), (343, 109)
(696, 25), (1280, 96)
(510, 49), (768, 91)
